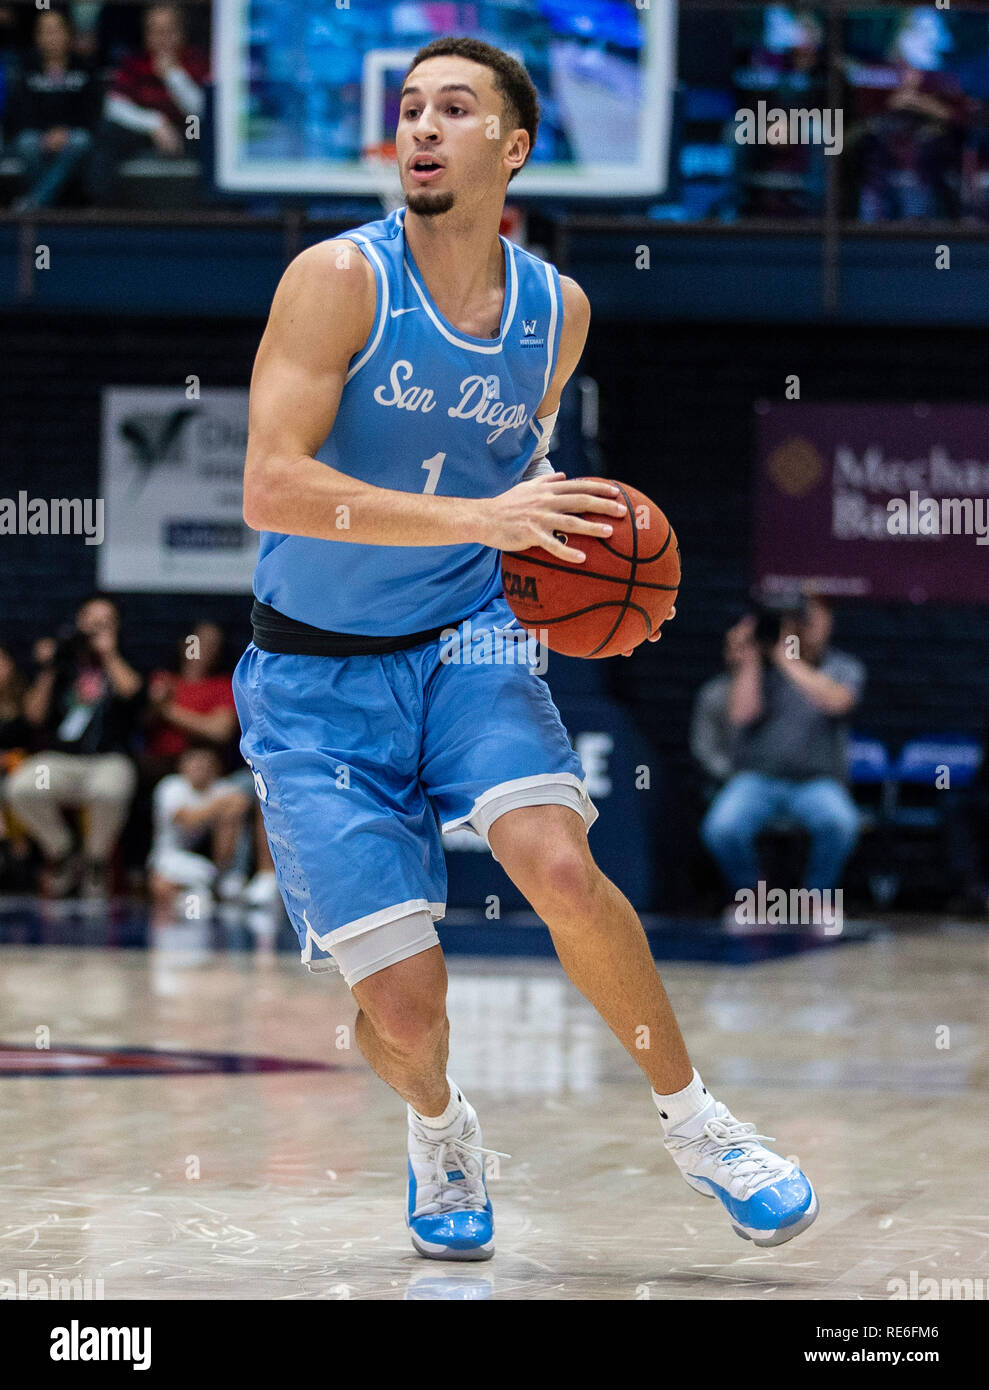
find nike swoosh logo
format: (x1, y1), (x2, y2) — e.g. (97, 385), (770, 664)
(390, 307), (419, 317)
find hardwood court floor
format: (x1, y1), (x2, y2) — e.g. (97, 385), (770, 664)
(0, 921), (985, 1300)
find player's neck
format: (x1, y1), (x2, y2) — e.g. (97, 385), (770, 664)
(404, 204), (506, 325)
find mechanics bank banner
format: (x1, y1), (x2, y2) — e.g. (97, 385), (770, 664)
(99, 387), (255, 593)
(753, 403), (989, 603)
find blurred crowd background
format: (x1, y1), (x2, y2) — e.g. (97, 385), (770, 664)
(4, 2), (989, 220)
(1, 584), (986, 926)
(2, 1), (988, 935)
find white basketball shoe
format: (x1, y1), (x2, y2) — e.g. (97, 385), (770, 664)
(664, 1098), (819, 1247)
(406, 1090), (506, 1261)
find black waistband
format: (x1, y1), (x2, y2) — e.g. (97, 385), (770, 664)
(251, 599), (451, 657)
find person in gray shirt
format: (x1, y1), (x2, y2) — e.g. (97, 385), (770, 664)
(701, 596), (865, 895)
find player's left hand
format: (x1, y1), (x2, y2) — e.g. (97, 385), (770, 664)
(620, 604), (675, 657)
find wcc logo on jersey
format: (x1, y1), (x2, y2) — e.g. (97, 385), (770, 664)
(521, 317), (545, 348)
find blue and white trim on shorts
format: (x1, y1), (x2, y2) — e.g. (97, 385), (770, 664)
(301, 772), (597, 980)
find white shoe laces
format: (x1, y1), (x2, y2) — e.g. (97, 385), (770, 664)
(412, 1131), (511, 1219)
(673, 1111), (794, 1198)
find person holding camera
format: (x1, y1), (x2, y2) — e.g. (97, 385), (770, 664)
(5, 595), (143, 898)
(700, 593), (865, 904)
(689, 613), (755, 796)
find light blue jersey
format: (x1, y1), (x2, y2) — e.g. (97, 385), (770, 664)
(253, 206), (564, 635)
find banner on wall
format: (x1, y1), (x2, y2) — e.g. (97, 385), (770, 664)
(99, 387), (255, 592)
(754, 403), (989, 604)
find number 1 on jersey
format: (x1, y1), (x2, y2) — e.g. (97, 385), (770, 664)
(421, 452), (446, 494)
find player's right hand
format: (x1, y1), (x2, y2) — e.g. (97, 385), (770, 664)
(481, 473), (627, 564)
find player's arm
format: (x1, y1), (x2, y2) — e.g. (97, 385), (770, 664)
(516, 275), (589, 484)
(480, 275), (629, 562)
(242, 252), (624, 562)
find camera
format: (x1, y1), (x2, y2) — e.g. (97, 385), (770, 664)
(751, 593), (807, 653)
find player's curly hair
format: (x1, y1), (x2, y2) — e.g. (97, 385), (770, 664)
(404, 37), (540, 182)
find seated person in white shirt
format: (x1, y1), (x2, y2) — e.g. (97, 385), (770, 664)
(147, 744), (250, 924)
(85, 3), (209, 203)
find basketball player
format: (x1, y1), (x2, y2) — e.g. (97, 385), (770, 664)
(235, 37), (817, 1260)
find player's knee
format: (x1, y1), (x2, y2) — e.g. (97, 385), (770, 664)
(528, 844), (600, 917)
(356, 985), (447, 1058)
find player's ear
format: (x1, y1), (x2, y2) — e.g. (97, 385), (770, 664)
(503, 128), (529, 177)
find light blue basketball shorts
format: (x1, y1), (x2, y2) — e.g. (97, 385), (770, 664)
(232, 594), (597, 985)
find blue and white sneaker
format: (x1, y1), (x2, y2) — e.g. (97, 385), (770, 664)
(406, 1095), (506, 1262)
(664, 1099), (818, 1247)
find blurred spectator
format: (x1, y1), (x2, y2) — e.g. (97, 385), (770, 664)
(701, 595), (865, 901)
(0, 642), (29, 751)
(223, 763), (281, 918)
(734, 7), (827, 217)
(86, 2), (207, 203)
(6, 7), (98, 212)
(850, 9), (971, 221)
(5, 596), (143, 899)
(689, 614), (753, 795)
(244, 798), (279, 914)
(147, 744), (250, 926)
(58, 4), (146, 69)
(69, 2), (102, 64)
(120, 619), (236, 879)
(0, 643), (32, 885)
(144, 621), (237, 778)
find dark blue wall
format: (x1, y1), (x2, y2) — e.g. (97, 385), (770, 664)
(5, 222), (989, 323)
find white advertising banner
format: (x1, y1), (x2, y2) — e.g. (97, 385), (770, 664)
(98, 386), (255, 593)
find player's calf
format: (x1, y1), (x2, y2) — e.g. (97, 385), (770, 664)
(351, 944), (451, 1117)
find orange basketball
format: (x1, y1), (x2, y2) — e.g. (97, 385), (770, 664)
(500, 479), (680, 658)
